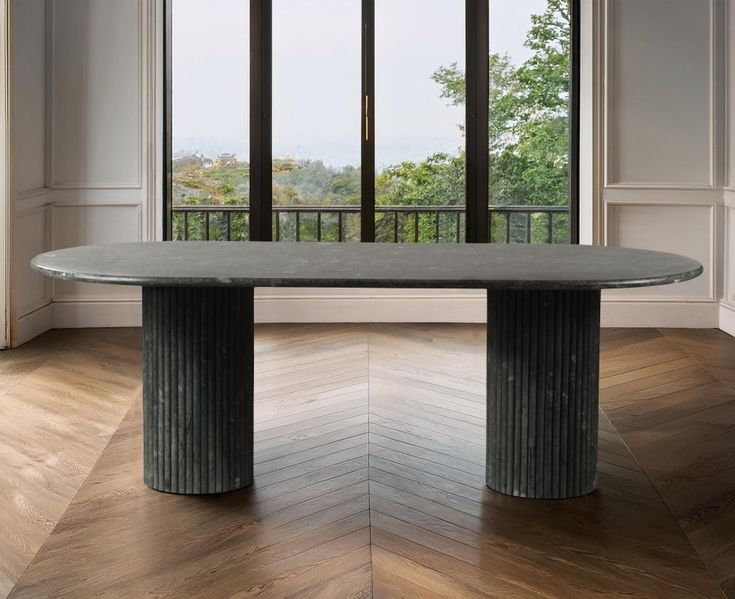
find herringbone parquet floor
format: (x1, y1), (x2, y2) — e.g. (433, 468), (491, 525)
(2, 324), (734, 597)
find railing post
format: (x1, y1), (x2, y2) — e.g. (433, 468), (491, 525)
(548, 212), (554, 244)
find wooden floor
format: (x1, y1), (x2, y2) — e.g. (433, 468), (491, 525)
(1, 325), (734, 597)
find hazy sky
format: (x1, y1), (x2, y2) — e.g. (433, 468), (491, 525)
(172, 0), (547, 166)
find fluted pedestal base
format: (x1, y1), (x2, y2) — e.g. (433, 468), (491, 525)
(486, 289), (601, 499)
(142, 286), (254, 494)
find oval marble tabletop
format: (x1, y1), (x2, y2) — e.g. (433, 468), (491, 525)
(31, 242), (703, 290)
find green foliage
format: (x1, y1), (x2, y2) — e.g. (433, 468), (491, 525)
(432, 0), (571, 214)
(273, 161), (361, 206)
(376, 153), (464, 208)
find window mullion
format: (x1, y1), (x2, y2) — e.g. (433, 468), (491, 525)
(163, 0), (173, 241)
(250, 0), (273, 241)
(361, 0), (375, 243)
(569, 0), (581, 245)
(466, 0), (489, 243)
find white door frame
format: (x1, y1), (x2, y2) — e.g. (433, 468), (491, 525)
(0, 0), (11, 349)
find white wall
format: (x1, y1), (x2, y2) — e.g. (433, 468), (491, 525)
(722, 0), (735, 336)
(11, 0), (154, 345)
(600, 0), (727, 328)
(9, 0), (735, 344)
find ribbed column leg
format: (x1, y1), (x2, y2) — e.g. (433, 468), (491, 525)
(486, 289), (600, 499)
(143, 286), (254, 494)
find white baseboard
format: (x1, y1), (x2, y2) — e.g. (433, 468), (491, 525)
(720, 301), (735, 338)
(14, 303), (53, 346)
(41, 292), (489, 329)
(601, 300), (720, 328)
(24, 292), (721, 333)
(255, 292), (487, 323)
(52, 300), (144, 329)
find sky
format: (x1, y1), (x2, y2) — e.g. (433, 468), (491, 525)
(172, 0), (548, 167)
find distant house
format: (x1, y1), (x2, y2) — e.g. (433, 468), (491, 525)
(215, 153), (238, 167)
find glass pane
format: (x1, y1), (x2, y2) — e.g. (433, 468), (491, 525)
(375, 0), (465, 243)
(171, 0), (250, 242)
(272, 0), (361, 242)
(489, 0), (572, 243)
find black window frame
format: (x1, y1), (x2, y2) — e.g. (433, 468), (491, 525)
(163, 0), (580, 244)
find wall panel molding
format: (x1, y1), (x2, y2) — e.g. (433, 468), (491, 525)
(14, 204), (52, 317)
(603, 188), (725, 205)
(144, 0), (159, 242)
(724, 203), (735, 305)
(49, 188), (146, 206)
(50, 202), (143, 240)
(604, 200), (717, 302)
(48, 0), (144, 190)
(604, 0), (717, 189)
(49, 203), (143, 304)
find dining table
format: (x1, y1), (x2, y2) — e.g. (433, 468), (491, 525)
(32, 241), (702, 499)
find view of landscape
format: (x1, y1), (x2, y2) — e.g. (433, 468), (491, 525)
(171, 0), (571, 244)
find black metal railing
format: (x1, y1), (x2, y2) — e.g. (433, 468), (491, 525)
(171, 204), (569, 244)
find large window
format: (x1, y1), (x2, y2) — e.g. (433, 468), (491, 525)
(165, 0), (580, 244)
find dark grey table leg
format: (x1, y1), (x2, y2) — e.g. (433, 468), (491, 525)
(142, 286), (254, 494)
(486, 289), (601, 499)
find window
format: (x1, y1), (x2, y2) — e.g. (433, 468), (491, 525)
(375, 0), (466, 243)
(488, 0), (577, 244)
(272, 0), (361, 242)
(165, 0), (580, 244)
(168, 0), (250, 241)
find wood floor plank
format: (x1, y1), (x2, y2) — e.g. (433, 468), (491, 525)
(3, 324), (730, 598)
(0, 328), (142, 598)
(661, 329), (735, 393)
(372, 545), (492, 599)
(601, 327), (735, 596)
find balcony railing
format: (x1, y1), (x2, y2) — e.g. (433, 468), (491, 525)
(172, 204), (569, 244)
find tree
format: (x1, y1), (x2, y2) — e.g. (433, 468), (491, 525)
(432, 0), (571, 210)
